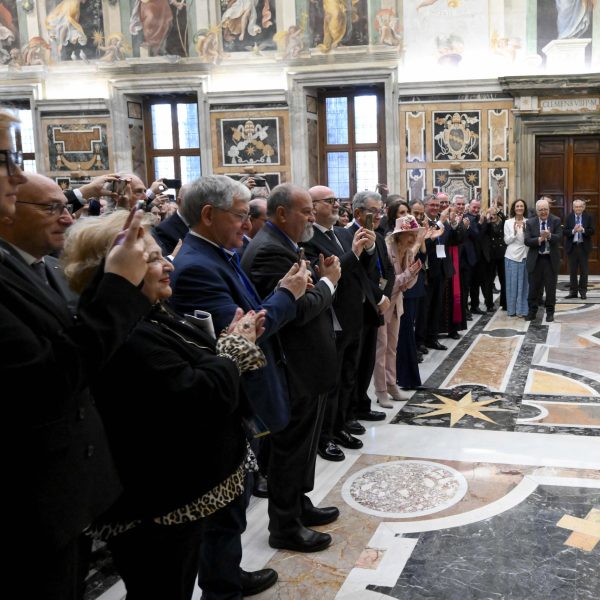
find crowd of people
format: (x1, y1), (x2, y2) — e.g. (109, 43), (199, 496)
(0, 107), (594, 599)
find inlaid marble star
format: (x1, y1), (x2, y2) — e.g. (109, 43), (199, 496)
(413, 391), (512, 427)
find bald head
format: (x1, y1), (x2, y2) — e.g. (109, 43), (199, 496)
(0, 173), (73, 258)
(308, 185), (339, 228)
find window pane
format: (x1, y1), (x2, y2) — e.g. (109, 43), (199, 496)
(355, 151), (379, 193)
(177, 103), (199, 149)
(18, 109), (36, 153)
(180, 155), (201, 184)
(23, 159), (36, 173)
(154, 156), (175, 179)
(151, 104), (173, 149)
(327, 152), (349, 198)
(326, 97), (348, 145)
(354, 96), (378, 144)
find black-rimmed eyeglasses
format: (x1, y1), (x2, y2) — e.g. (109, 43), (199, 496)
(0, 150), (24, 176)
(315, 197), (340, 205)
(15, 200), (69, 216)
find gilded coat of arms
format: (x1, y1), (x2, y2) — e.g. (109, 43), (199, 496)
(433, 111), (480, 160)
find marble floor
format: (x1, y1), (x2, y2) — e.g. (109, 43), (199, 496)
(87, 277), (600, 600)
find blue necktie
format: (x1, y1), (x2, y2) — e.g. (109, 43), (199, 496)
(575, 215), (582, 243)
(225, 250), (262, 306)
(540, 221), (549, 254)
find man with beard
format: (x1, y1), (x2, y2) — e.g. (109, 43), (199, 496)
(241, 183), (342, 552)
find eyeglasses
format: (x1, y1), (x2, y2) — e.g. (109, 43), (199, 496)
(214, 206), (251, 223)
(15, 200), (69, 216)
(315, 197), (340, 205)
(0, 150), (24, 176)
(362, 208), (385, 216)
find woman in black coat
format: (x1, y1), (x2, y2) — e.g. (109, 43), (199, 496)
(62, 210), (266, 600)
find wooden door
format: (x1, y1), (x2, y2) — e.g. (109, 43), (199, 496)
(535, 136), (600, 274)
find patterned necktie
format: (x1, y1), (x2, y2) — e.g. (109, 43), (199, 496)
(540, 221), (548, 254)
(575, 215), (582, 243)
(31, 261), (50, 286)
(324, 229), (343, 250)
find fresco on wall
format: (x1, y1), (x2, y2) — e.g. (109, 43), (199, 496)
(220, 117), (279, 166)
(220, 0), (276, 53)
(195, 27), (223, 63)
(45, 0), (104, 62)
(130, 0), (188, 57)
(309, 0), (369, 53)
(0, 1), (19, 65)
(373, 3), (403, 49)
(537, 0), (593, 59)
(404, 0), (488, 70)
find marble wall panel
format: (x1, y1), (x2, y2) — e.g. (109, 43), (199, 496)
(488, 108), (509, 161)
(405, 111), (425, 163)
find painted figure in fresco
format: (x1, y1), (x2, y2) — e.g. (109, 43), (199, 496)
(221, 0), (262, 42)
(0, 2), (17, 64)
(130, 0), (187, 56)
(556, 0), (593, 39)
(273, 25), (304, 59)
(22, 36), (52, 65)
(317, 0), (361, 53)
(46, 0), (88, 61)
(375, 8), (402, 48)
(97, 33), (130, 62)
(195, 28), (223, 64)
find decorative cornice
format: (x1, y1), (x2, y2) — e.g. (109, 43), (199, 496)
(499, 73), (600, 96)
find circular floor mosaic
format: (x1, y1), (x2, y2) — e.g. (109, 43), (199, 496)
(341, 460), (468, 518)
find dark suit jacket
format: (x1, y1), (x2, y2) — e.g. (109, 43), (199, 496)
(524, 213), (562, 273)
(563, 211), (594, 255)
(460, 213), (481, 267)
(241, 223), (337, 398)
(152, 211), (189, 256)
(0, 241), (150, 551)
(169, 233), (296, 433)
(301, 226), (378, 335)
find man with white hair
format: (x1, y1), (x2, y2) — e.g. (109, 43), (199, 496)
(524, 197), (562, 322)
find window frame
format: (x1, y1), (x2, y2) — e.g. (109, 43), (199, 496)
(318, 87), (386, 201)
(142, 94), (201, 184)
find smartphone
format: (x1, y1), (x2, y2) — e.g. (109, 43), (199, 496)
(135, 199), (146, 211)
(364, 213), (374, 230)
(253, 177), (267, 187)
(297, 247), (305, 264)
(162, 178), (181, 189)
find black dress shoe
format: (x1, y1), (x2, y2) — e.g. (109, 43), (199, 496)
(524, 312), (537, 321)
(252, 473), (268, 498)
(301, 505), (340, 527)
(417, 344), (429, 354)
(417, 352), (424, 363)
(317, 440), (345, 462)
(334, 429), (363, 449)
(471, 307), (485, 315)
(546, 312), (554, 322)
(425, 341), (447, 351)
(269, 526), (332, 552)
(241, 568), (278, 596)
(355, 409), (386, 421)
(565, 293), (578, 299)
(345, 419), (366, 435)
(580, 291), (587, 299)
(447, 331), (460, 340)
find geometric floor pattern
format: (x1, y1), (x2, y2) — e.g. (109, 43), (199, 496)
(87, 277), (600, 600)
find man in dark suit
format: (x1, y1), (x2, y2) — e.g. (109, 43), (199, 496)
(564, 198), (595, 300)
(242, 183), (341, 552)
(524, 197), (562, 322)
(152, 184), (190, 256)
(344, 191), (394, 421)
(169, 175), (309, 596)
(237, 197), (267, 258)
(303, 186), (381, 459)
(0, 168), (151, 599)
